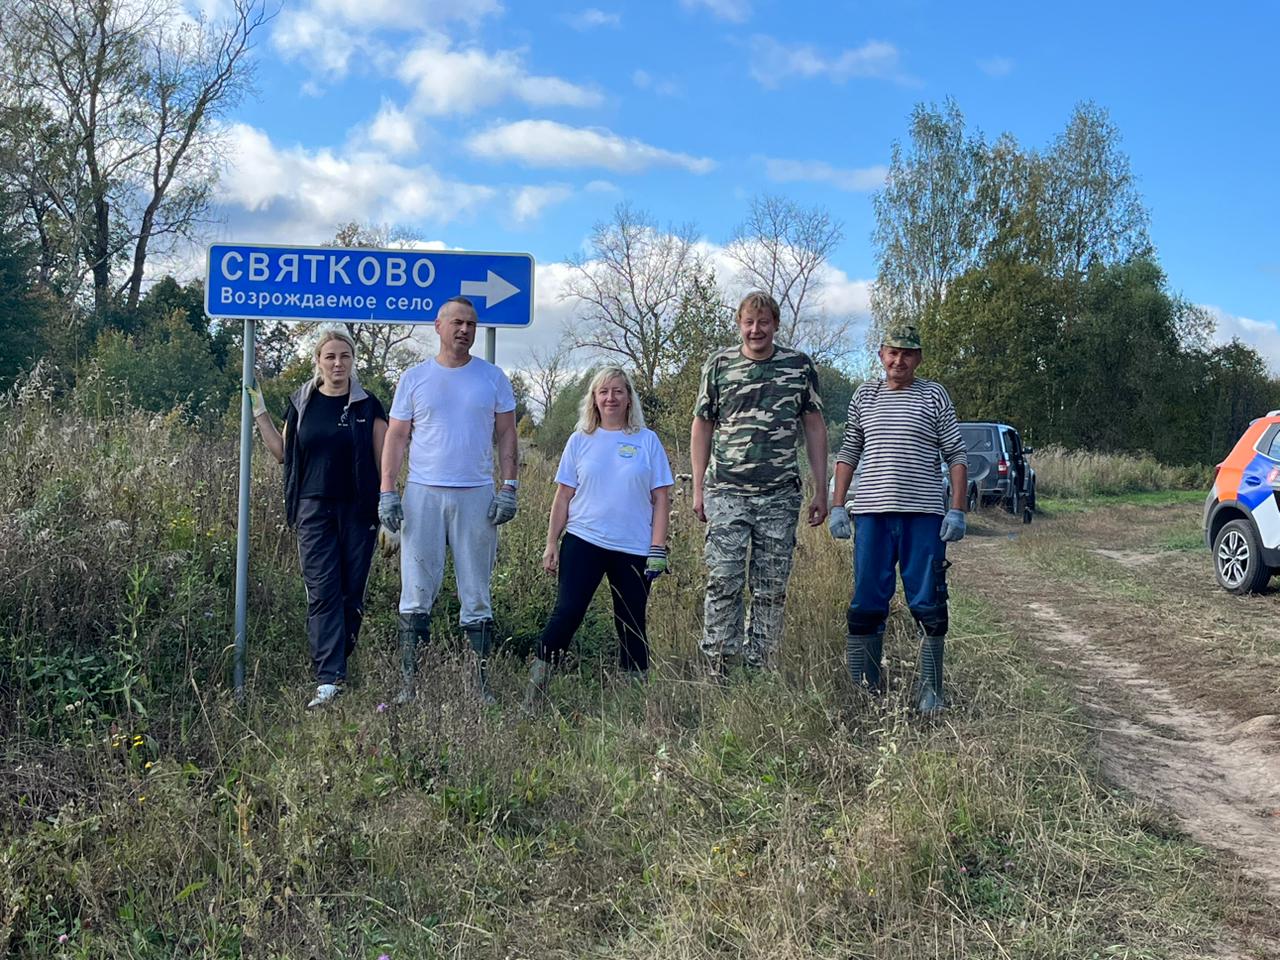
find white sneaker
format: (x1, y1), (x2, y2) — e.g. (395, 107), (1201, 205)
(306, 683), (341, 709)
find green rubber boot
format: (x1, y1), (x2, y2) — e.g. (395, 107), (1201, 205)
(464, 619), (497, 706)
(846, 628), (884, 693)
(394, 613), (430, 705)
(915, 633), (946, 716)
(523, 657), (552, 712)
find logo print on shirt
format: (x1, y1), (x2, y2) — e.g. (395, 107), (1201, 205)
(617, 443), (638, 459)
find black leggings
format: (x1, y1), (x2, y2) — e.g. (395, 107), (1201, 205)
(538, 533), (650, 671)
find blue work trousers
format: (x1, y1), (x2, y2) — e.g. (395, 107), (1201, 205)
(847, 513), (948, 636)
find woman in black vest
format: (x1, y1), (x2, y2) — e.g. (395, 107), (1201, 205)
(250, 326), (388, 708)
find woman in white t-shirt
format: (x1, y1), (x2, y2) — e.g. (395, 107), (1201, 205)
(524, 367), (674, 707)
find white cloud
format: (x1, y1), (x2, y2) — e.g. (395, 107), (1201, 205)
(272, 10), (368, 79)
(214, 123), (495, 243)
(466, 120), (716, 174)
(367, 100), (418, 155)
(510, 184), (574, 223)
(680, 0), (751, 23)
(272, 0), (502, 79)
(748, 36), (914, 88)
(632, 69), (682, 96)
(565, 7), (620, 29)
(398, 35), (603, 115)
(977, 56), (1014, 77)
(763, 157), (888, 192)
(1205, 305), (1280, 373)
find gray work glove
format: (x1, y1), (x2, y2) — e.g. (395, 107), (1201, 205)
(827, 505), (852, 540)
(378, 491), (403, 532)
(487, 486), (518, 526)
(939, 508), (966, 543)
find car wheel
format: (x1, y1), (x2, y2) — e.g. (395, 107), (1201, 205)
(966, 484), (978, 512)
(1027, 479), (1037, 512)
(1212, 519), (1272, 595)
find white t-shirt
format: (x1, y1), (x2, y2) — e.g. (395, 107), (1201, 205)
(389, 357), (517, 487)
(555, 427), (675, 556)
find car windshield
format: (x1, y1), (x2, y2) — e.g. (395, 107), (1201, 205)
(960, 427), (994, 452)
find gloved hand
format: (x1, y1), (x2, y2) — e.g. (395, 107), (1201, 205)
(378, 491), (403, 532)
(246, 380), (267, 418)
(487, 486), (518, 526)
(827, 505), (852, 540)
(377, 524), (400, 557)
(645, 545), (668, 581)
(939, 508), (966, 542)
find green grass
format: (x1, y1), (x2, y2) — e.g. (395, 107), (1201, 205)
(1039, 489), (1206, 514)
(0, 395), (1260, 958)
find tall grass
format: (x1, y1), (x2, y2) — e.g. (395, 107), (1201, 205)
(1031, 445), (1212, 498)
(0, 382), (1260, 958)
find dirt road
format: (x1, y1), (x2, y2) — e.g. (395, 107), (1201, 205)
(950, 497), (1280, 932)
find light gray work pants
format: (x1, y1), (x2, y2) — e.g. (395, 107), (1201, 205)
(399, 483), (497, 627)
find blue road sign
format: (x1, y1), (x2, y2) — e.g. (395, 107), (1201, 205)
(205, 242), (534, 327)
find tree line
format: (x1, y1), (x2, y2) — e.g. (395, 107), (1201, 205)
(871, 99), (1279, 464)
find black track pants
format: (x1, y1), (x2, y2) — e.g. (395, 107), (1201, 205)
(538, 533), (650, 671)
(296, 497), (377, 684)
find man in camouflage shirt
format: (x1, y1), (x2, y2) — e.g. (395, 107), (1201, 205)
(690, 291), (829, 672)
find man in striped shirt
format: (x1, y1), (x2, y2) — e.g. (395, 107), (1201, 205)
(828, 324), (968, 714)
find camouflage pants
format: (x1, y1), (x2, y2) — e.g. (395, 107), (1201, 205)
(702, 487), (802, 667)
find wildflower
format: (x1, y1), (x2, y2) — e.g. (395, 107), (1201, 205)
(58, 934), (69, 944)
(376, 702), (388, 713)
(138, 795), (146, 803)
(378, 955), (390, 960)
(144, 761), (153, 770)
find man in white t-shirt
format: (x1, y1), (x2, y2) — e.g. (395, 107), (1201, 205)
(378, 296), (519, 704)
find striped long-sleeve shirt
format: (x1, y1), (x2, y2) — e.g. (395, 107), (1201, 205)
(836, 378), (966, 515)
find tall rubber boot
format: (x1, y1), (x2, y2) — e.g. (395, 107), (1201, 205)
(464, 619), (497, 706)
(845, 628), (884, 693)
(915, 632), (946, 716)
(394, 612), (430, 705)
(523, 657), (552, 712)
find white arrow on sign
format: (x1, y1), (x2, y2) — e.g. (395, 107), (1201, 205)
(460, 270), (520, 308)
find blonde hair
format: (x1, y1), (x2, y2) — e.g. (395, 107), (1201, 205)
(312, 324), (357, 386)
(576, 367), (646, 434)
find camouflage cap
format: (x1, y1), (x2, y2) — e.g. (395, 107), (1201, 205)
(881, 324), (922, 350)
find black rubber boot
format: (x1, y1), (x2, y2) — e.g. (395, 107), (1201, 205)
(846, 630), (884, 693)
(464, 619), (497, 706)
(523, 657), (552, 712)
(394, 612), (430, 705)
(915, 633), (946, 716)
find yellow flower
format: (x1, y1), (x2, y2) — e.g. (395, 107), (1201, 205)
(137, 795), (147, 803)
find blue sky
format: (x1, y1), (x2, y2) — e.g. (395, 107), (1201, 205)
(202, 0), (1280, 369)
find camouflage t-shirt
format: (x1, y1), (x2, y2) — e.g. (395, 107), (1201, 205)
(693, 345), (823, 494)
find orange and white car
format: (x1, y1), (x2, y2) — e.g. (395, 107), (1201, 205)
(1204, 410), (1280, 594)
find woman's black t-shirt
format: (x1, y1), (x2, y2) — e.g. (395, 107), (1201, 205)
(297, 391), (386, 499)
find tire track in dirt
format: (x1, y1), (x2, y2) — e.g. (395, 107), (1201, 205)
(953, 515), (1280, 912)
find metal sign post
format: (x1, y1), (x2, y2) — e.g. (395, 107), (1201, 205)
(209, 242), (534, 701)
(233, 317), (256, 701)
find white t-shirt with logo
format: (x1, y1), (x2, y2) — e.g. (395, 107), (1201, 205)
(389, 357), (517, 487)
(555, 427), (675, 556)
